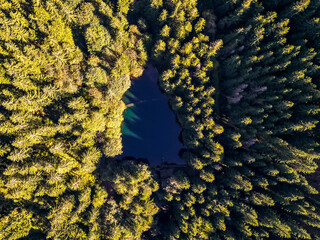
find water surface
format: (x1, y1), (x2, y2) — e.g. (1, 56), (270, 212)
(121, 64), (184, 165)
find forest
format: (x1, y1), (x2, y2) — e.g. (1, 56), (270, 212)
(0, 0), (319, 239)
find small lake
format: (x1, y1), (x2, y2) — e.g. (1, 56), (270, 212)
(121, 64), (185, 165)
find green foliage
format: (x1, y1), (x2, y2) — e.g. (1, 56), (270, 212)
(0, 0), (320, 239)
(209, 0), (320, 239)
(0, 0), (147, 239)
(0, 208), (34, 240)
(102, 159), (158, 240)
(133, 0), (320, 239)
(131, 0), (226, 238)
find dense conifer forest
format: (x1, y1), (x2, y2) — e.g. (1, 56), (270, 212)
(0, 0), (319, 239)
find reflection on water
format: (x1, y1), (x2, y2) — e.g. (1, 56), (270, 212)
(121, 64), (184, 165)
(122, 103), (141, 139)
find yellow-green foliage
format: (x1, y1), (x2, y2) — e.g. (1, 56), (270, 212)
(102, 159), (159, 240)
(0, 208), (34, 240)
(0, 0), (147, 239)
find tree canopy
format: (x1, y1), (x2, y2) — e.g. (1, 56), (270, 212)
(0, 0), (319, 239)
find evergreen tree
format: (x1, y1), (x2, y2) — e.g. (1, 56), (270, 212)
(210, 0), (320, 238)
(0, 0), (149, 239)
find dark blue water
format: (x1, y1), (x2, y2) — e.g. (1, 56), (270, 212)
(121, 64), (184, 165)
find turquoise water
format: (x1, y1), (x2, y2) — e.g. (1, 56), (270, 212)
(121, 65), (184, 165)
(122, 101), (141, 139)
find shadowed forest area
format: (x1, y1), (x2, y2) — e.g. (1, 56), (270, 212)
(0, 0), (320, 239)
